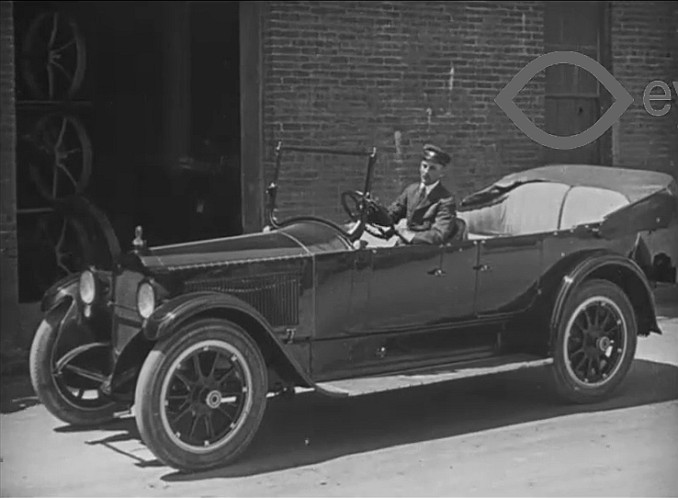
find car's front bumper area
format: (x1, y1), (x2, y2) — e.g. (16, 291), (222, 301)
(43, 269), (151, 402)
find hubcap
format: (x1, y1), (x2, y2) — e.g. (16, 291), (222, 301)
(205, 390), (222, 409)
(159, 340), (253, 453)
(597, 336), (611, 352)
(563, 296), (627, 387)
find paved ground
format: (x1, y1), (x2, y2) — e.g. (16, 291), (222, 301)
(1, 290), (677, 497)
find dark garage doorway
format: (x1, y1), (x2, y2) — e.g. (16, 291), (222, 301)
(187, 1), (242, 241)
(14, 1), (242, 301)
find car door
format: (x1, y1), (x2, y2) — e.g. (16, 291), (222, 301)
(366, 243), (447, 331)
(473, 234), (543, 316)
(438, 238), (479, 321)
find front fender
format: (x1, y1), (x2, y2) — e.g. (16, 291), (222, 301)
(41, 274), (80, 313)
(38, 291), (107, 369)
(550, 251), (661, 340)
(143, 291), (316, 388)
(144, 291), (272, 341)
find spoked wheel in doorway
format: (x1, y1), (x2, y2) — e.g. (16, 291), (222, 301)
(21, 10), (87, 100)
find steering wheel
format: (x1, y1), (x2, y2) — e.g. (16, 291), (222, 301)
(340, 190), (395, 239)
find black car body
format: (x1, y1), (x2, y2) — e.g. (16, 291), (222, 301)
(30, 144), (678, 471)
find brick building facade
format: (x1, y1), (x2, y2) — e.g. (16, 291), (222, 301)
(259, 1), (677, 225)
(1, 0), (20, 352)
(262, 1), (546, 224)
(0, 1), (676, 348)
(611, 1), (678, 170)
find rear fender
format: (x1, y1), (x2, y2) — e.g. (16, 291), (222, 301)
(143, 291), (315, 389)
(632, 233), (677, 284)
(550, 252), (661, 346)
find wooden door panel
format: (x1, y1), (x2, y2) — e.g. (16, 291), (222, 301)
(545, 97), (600, 164)
(544, 1), (607, 165)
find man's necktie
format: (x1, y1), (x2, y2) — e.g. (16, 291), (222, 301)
(413, 186), (426, 208)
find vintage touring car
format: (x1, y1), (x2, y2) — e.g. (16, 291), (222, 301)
(30, 143), (677, 471)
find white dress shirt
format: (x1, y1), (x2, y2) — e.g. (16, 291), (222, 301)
(419, 180), (440, 199)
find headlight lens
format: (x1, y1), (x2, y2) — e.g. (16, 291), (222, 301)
(137, 282), (156, 319)
(79, 270), (96, 305)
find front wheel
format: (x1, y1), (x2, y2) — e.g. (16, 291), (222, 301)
(551, 279), (637, 403)
(134, 318), (268, 472)
(29, 303), (117, 426)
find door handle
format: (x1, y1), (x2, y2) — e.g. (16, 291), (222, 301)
(427, 268), (446, 277)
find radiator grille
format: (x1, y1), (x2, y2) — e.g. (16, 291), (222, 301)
(185, 273), (301, 326)
(113, 270), (144, 313)
(111, 270), (144, 354)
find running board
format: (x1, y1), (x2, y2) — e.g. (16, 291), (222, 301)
(314, 355), (553, 397)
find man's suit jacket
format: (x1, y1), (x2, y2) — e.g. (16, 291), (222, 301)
(387, 182), (458, 245)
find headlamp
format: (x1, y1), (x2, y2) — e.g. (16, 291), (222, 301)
(136, 281), (156, 319)
(79, 270), (96, 305)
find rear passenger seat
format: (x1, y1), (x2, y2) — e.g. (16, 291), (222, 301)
(559, 186), (629, 229)
(459, 182), (570, 237)
(458, 182), (630, 238)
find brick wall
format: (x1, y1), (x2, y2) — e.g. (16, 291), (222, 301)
(262, 1), (546, 223)
(1, 0), (20, 348)
(612, 1), (678, 177)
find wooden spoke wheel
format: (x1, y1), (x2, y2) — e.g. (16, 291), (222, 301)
(135, 319), (268, 472)
(552, 279), (638, 403)
(21, 10), (87, 100)
(27, 113), (92, 201)
(58, 196), (122, 269)
(19, 197), (120, 299)
(29, 211), (94, 295)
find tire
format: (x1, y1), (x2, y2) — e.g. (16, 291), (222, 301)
(552, 279), (638, 404)
(134, 318), (268, 472)
(29, 307), (117, 426)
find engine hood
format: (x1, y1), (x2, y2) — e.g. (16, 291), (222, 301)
(135, 220), (351, 271)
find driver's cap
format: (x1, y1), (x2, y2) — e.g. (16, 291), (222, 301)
(422, 144), (451, 167)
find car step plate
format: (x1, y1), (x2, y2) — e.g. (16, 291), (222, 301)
(314, 355), (553, 397)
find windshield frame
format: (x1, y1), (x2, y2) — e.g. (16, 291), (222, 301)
(265, 142), (378, 242)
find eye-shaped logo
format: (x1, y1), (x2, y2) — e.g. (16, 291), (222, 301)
(495, 51), (634, 150)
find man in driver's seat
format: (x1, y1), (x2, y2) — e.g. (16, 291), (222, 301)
(370, 144), (458, 245)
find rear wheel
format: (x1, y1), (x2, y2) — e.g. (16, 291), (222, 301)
(134, 318), (268, 472)
(552, 279), (637, 403)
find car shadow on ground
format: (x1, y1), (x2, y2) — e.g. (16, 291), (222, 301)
(3, 357), (676, 477)
(158, 358), (678, 481)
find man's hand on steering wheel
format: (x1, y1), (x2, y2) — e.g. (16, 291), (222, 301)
(340, 190), (394, 239)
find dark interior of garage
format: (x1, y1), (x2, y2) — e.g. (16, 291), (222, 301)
(14, 1), (242, 301)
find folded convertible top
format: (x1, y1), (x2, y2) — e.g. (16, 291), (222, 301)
(494, 164), (676, 204)
(460, 164), (677, 237)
